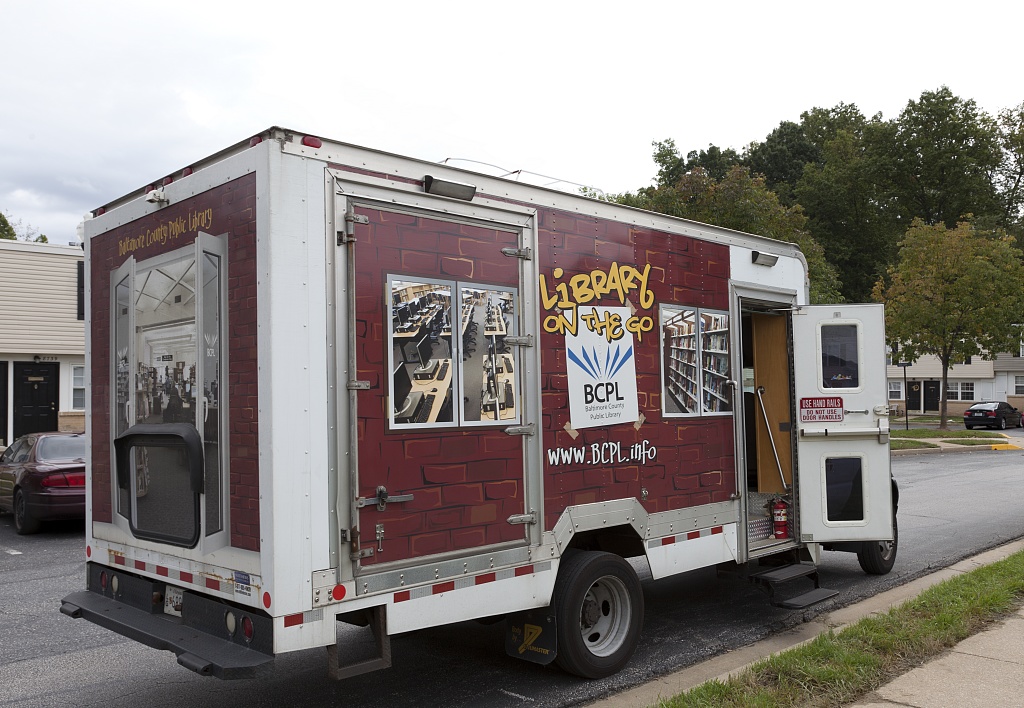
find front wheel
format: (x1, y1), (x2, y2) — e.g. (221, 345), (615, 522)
(553, 551), (644, 679)
(858, 514), (897, 575)
(14, 489), (40, 535)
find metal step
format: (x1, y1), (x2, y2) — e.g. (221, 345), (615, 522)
(777, 587), (840, 609)
(748, 562), (838, 608)
(750, 562), (818, 585)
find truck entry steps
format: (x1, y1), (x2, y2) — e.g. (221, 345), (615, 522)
(749, 562), (839, 609)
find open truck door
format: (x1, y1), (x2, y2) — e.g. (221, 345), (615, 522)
(792, 304), (894, 545)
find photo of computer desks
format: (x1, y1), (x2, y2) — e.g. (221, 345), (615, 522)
(390, 280), (517, 426)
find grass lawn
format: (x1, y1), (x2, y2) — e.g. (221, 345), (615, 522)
(659, 551), (1024, 707)
(890, 429), (1002, 440)
(890, 439), (939, 451)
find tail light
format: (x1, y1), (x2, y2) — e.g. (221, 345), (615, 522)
(241, 616), (255, 643)
(987, 411), (997, 417)
(65, 471), (86, 486)
(41, 473), (70, 487)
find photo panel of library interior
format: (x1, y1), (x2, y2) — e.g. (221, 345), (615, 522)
(389, 279), (519, 427)
(662, 306), (732, 416)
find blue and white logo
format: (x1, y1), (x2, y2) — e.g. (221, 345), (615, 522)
(565, 306), (639, 429)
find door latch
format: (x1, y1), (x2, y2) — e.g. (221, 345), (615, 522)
(356, 485), (414, 512)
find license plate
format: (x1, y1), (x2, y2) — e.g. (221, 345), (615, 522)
(164, 585), (184, 616)
(972, 412), (984, 417)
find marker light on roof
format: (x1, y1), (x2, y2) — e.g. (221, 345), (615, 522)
(301, 135), (322, 148)
(162, 177), (173, 186)
(249, 136), (262, 147)
(182, 167), (193, 177)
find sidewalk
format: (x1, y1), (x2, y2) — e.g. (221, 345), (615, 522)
(594, 539), (1024, 708)
(850, 606), (1024, 707)
(891, 432), (1021, 455)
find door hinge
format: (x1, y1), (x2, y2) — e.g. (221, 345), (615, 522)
(500, 246), (532, 260)
(339, 213), (369, 243)
(356, 485), (415, 512)
(503, 334), (533, 347)
(350, 547), (374, 560)
(507, 511), (537, 525)
(347, 380), (371, 390)
(504, 423), (535, 436)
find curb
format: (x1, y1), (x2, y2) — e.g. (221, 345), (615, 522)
(592, 540), (1024, 708)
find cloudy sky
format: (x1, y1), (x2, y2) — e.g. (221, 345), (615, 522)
(2, 1), (1021, 242)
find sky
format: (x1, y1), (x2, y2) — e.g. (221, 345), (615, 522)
(2, 0), (1022, 243)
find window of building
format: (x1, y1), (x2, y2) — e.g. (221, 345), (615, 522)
(1015, 376), (1024, 395)
(946, 382), (975, 401)
(72, 365), (85, 409)
(888, 380), (902, 400)
(387, 276), (520, 429)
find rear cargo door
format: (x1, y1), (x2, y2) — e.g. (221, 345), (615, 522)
(792, 304), (893, 543)
(337, 187), (539, 572)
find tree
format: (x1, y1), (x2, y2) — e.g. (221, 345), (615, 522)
(1, 210), (47, 242)
(743, 120), (820, 204)
(873, 219), (1024, 428)
(795, 120), (903, 302)
(884, 87), (1002, 229)
(995, 101), (1024, 240)
(0, 212), (16, 240)
(619, 165), (842, 303)
(649, 139), (740, 186)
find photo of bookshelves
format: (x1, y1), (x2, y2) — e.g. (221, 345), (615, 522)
(662, 306), (732, 416)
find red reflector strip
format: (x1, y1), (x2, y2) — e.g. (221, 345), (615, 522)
(284, 613), (303, 628)
(711, 526), (724, 535)
(687, 530), (702, 540)
(662, 536), (676, 546)
(156, 566), (169, 577)
(134, 560), (146, 571)
(180, 571), (193, 583)
(475, 573), (496, 585)
(114, 556), (126, 565)
(394, 590), (411, 603)
(514, 565), (534, 577)
(205, 578), (220, 590)
(433, 581), (455, 595)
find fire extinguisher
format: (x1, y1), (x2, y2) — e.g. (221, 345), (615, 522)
(772, 497), (789, 539)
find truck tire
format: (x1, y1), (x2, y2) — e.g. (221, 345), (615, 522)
(14, 489), (40, 535)
(553, 551), (644, 679)
(858, 514), (897, 575)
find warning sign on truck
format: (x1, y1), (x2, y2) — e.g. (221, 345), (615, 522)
(799, 397), (844, 422)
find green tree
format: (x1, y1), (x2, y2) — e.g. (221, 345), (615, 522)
(995, 101), (1024, 239)
(795, 119), (902, 302)
(649, 139), (740, 186)
(884, 87), (1002, 228)
(619, 165), (842, 303)
(743, 120), (819, 204)
(0, 212), (16, 240)
(873, 219), (1024, 428)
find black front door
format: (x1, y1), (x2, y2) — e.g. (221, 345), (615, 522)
(907, 381), (921, 413)
(924, 380), (941, 412)
(13, 363), (58, 439)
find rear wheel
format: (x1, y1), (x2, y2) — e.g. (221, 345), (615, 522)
(858, 513), (897, 575)
(999, 417), (1007, 430)
(965, 425), (974, 430)
(14, 489), (40, 535)
(553, 551), (644, 679)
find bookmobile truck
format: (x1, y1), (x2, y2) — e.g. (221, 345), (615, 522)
(61, 127), (897, 681)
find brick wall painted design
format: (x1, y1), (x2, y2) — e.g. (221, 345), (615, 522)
(90, 174), (260, 551)
(354, 207), (526, 565)
(537, 209), (735, 530)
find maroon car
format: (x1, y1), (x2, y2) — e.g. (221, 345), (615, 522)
(0, 431), (85, 534)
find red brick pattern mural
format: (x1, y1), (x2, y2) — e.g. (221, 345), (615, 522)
(89, 174), (260, 551)
(537, 209), (735, 530)
(354, 207), (526, 565)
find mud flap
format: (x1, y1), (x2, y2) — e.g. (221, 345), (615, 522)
(505, 605), (557, 665)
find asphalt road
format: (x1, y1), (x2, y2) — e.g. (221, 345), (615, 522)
(1, 441), (1022, 707)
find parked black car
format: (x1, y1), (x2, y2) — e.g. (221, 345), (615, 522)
(963, 401), (1023, 430)
(0, 432), (85, 534)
